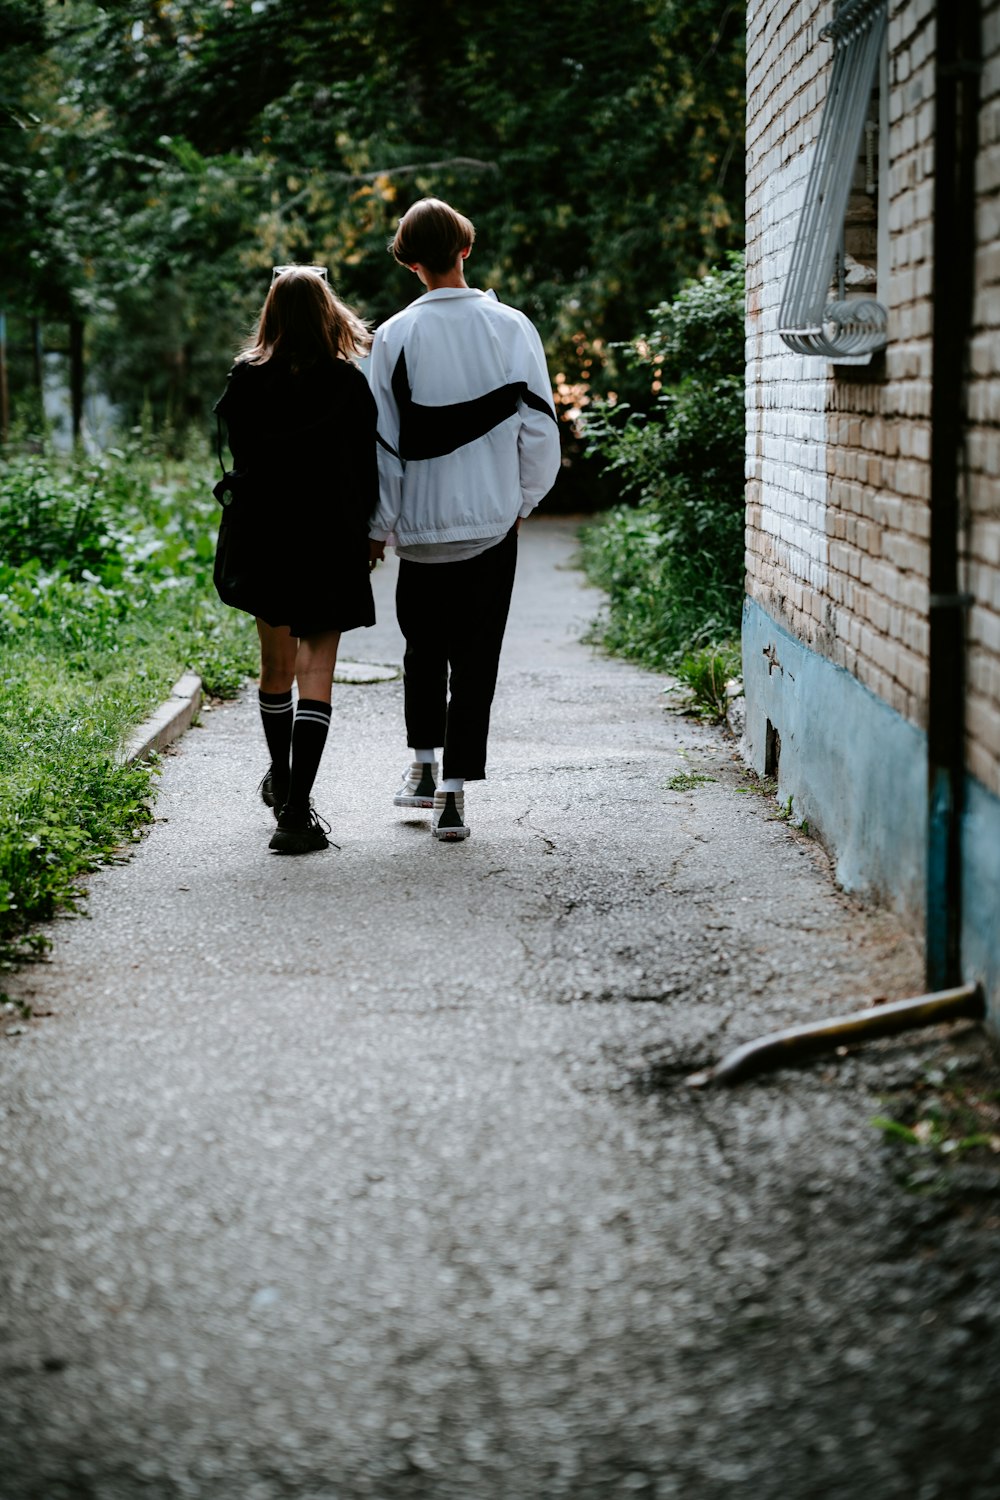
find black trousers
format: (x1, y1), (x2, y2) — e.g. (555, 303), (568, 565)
(395, 527), (518, 781)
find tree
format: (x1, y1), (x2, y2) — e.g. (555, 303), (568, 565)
(1, 0), (745, 455)
(580, 254), (746, 661)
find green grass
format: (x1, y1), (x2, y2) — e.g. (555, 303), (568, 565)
(872, 1060), (1000, 1162)
(0, 437), (257, 969)
(664, 771), (716, 792)
(579, 508), (743, 676)
(667, 641), (742, 722)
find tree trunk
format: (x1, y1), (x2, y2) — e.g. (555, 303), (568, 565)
(31, 317), (43, 391)
(69, 316), (84, 446)
(0, 309), (10, 444)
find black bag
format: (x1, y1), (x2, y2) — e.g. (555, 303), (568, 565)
(212, 408), (249, 508)
(212, 409), (265, 615)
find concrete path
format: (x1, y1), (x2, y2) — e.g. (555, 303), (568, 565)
(2, 519), (998, 1500)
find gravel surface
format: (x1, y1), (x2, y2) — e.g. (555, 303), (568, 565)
(2, 518), (998, 1500)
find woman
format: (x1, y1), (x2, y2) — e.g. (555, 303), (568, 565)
(214, 266), (378, 854)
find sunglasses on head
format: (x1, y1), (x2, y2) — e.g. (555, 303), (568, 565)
(271, 264), (329, 282)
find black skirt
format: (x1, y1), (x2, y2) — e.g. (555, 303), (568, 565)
(214, 492), (376, 635)
(257, 531), (375, 638)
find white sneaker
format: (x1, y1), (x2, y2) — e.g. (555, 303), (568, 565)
(432, 789), (470, 841)
(394, 760), (438, 808)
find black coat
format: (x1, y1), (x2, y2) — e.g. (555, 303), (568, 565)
(213, 355), (377, 636)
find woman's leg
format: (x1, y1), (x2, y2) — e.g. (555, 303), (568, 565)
(285, 629), (341, 814)
(294, 630), (341, 705)
(256, 620), (298, 803)
(257, 619), (298, 694)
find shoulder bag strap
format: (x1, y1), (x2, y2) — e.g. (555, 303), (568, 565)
(215, 411), (229, 480)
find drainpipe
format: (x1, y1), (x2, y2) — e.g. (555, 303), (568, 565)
(926, 3), (980, 990)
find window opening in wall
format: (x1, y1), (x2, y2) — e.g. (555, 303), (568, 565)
(765, 720), (781, 779)
(835, 83), (880, 303)
(778, 0), (888, 359)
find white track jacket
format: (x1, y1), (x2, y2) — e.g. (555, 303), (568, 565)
(367, 287), (561, 546)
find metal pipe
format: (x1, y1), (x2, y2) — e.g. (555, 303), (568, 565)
(926, 5), (981, 988)
(685, 982), (984, 1088)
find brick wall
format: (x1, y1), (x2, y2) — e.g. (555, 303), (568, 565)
(747, 0), (930, 726)
(966, 0), (1000, 797)
(749, 0), (1000, 1008)
(746, 0), (832, 625)
(747, 0), (1000, 800)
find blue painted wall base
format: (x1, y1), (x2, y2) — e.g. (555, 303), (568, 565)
(962, 777), (1000, 1028)
(742, 597), (1000, 1028)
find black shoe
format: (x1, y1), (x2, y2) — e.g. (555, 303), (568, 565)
(268, 805), (334, 855)
(259, 768), (289, 822)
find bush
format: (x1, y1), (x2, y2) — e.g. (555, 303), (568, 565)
(579, 255), (745, 671)
(0, 439), (257, 968)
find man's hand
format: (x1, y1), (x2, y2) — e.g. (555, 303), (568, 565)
(368, 538), (386, 571)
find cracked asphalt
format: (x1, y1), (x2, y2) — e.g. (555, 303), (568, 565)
(2, 518), (999, 1500)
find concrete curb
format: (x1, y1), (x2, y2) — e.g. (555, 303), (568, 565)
(120, 661), (397, 768)
(123, 673), (203, 766)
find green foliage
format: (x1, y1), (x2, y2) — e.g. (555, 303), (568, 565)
(772, 794), (796, 823)
(1, 0), (745, 441)
(734, 772), (778, 798)
(0, 681), (155, 966)
(580, 255), (745, 666)
(0, 440), (257, 965)
(872, 1057), (1000, 1168)
(870, 1116), (922, 1146)
(664, 770), (716, 791)
(668, 640), (742, 721)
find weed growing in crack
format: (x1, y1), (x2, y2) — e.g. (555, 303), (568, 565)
(665, 771), (717, 792)
(872, 1055), (1000, 1195)
(735, 773), (778, 799)
(666, 641), (742, 723)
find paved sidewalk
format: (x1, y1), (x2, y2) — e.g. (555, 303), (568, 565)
(1, 519), (998, 1500)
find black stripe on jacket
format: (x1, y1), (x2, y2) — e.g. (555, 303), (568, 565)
(390, 348), (555, 462)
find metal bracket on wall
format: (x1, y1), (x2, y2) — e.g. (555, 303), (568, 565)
(777, 0), (889, 358)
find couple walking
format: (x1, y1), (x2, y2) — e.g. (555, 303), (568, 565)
(214, 198), (561, 854)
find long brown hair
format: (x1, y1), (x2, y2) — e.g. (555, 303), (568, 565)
(241, 267), (371, 370)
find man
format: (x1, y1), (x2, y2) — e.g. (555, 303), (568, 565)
(367, 197), (561, 841)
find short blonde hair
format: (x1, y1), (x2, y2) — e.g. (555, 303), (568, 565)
(242, 267), (371, 369)
(391, 198), (475, 275)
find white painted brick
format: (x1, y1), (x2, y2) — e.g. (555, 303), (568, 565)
(746, 0), (1000, 796)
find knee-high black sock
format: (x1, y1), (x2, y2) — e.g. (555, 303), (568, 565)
(287, 698), (332, 813)
(258, 689), (293, 790)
